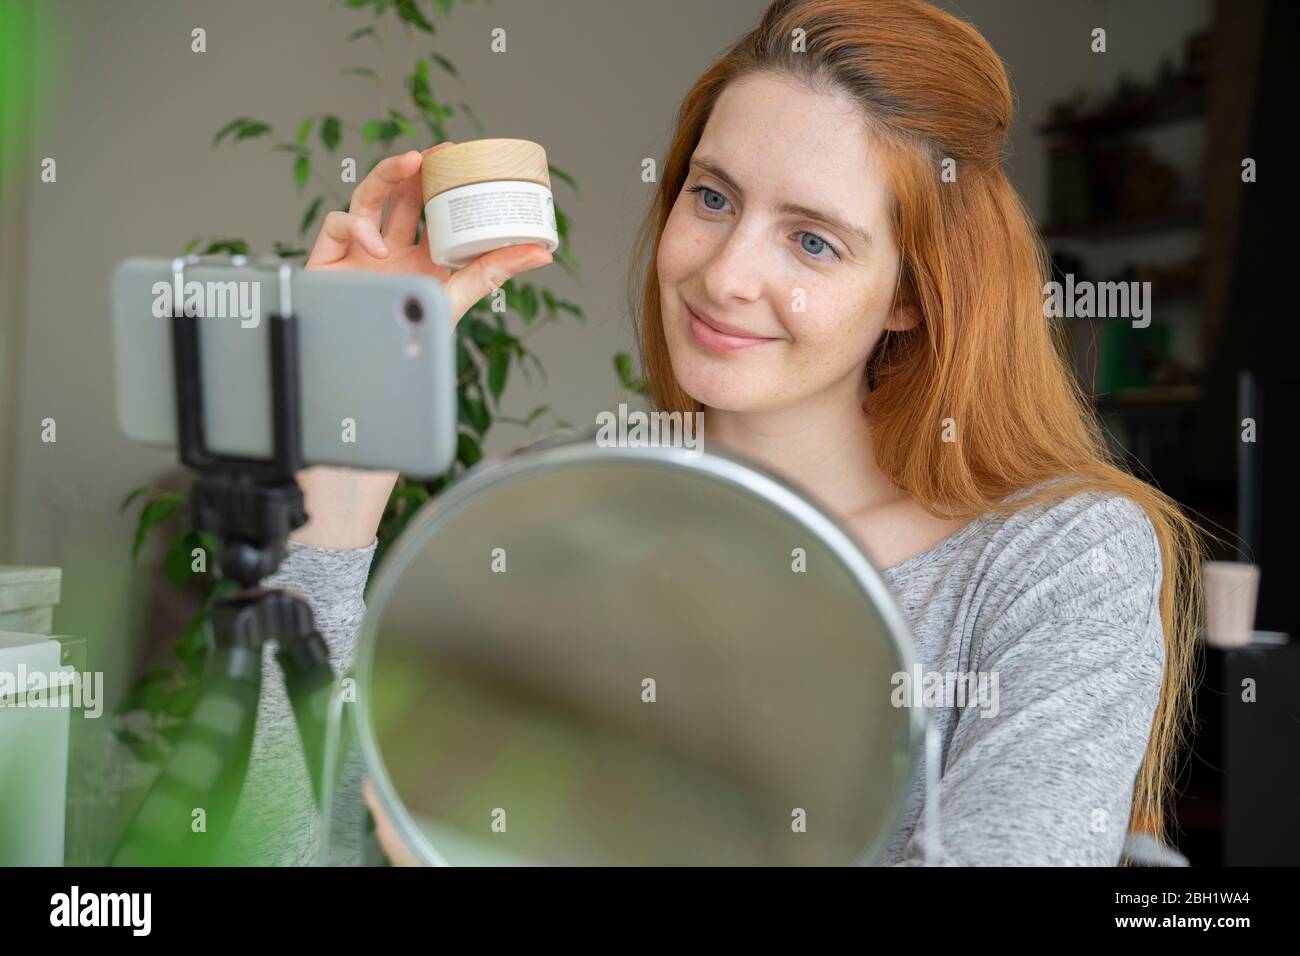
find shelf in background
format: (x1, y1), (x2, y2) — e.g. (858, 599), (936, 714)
(1044, 206), (1202, 240)
(1038, 84), (1206, 137)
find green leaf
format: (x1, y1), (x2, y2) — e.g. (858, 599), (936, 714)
(389, 109), (417, 139)
(411, 61), (436, 113)
(131, 494), (183, 561)
(460, 387), (491, 436)
(273, 241), (308, 258)
(361, 120), (386, 145)
(555, 297), (585, 321)
(487, 346), (510, 402)
(396, 0), (435, 32)
(548, 163), (578, 195)
(164, 530), (206, 588)
(207, 578), (239, 607)
(295, 116), (315, 146)
(434, 0), (453, 14)
(431, 53), (458, 77)
(176, 612), (209, 663)
(524, 404), (549, 425)
(457, 431), (482, 467)
(455, 336), (474, 378)
(347, 25), (377, 41)
(201, 238), (250, 255)
(518, 284), (538, 324)
(234, 121), (271, 142)
(614, 352), (649, 395)
(196, 530), (219, 560)
(392, 483), (430, 506)
(461, 316), (496, 350)
(213, 117), (249, 145)
(320, 115), (342, 151)
(165, 683), (201, 718)
(182, 236), (203, 254)
(118, 486), (149, 513)
(299, 195), (325, 236)
(614, 351), (637, 385)
(294, 154), (310, 191)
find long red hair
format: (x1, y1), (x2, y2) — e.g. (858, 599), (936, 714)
(625, 0), (1202, 846)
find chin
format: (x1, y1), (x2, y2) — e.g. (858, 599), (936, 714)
(660, 300), (790, 412)
(665, 340), (776, 412)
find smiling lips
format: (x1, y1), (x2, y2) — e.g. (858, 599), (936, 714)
(686, 303), (780, 353)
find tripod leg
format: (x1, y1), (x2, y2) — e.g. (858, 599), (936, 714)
(274, 595), (337, 809)
(109, 600), (264, 866)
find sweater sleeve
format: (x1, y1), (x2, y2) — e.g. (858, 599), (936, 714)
(890, 495), (1166, 866)
(222, 536), (378, 866)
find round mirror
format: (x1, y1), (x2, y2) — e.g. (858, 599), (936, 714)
(355, 431), (925, 865)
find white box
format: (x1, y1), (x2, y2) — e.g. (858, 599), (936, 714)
(0, 631), (72, 865)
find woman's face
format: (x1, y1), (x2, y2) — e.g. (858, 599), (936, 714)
(658, 72), (914, 413)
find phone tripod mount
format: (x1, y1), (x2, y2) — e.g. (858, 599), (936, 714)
(111, 255), (340, 866)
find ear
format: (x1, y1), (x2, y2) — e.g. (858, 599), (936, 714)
(884, 298), (920, 333)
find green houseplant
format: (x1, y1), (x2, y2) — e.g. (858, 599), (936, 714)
(115, 0), (647, 761)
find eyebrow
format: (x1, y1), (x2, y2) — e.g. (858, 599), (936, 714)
(688, 157), (874, 248)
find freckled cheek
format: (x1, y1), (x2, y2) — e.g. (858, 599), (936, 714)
(658, 216), (714, 281)
(780, 295), (879, 363)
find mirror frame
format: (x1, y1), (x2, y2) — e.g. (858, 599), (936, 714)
(352, 430), (929, 866)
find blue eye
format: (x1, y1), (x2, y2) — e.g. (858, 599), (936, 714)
(686, 184), (728, 211)
(683, 183), (842, 263)
(800, 232), (830, 258)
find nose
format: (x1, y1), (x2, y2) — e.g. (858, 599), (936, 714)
(700, 217), (767, 306)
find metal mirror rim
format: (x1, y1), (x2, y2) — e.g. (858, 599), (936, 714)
(353, 429), (929, 865)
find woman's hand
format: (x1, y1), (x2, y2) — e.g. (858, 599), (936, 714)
(292, 145), (554, 550)
(362, 777), (421, 867)
(306, 145), (554, 326)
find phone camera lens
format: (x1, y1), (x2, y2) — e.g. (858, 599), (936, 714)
(403, 297), (424, 323)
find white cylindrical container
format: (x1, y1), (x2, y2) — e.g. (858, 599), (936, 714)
(421, 139), (559, 269)
(1202, 560), (1260, 648)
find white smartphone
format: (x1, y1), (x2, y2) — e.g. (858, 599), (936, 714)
(111, 256), (456, 478)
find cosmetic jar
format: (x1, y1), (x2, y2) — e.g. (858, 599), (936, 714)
(421, 139), (560, 269)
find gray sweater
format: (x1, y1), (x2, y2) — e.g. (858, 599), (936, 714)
(228, 487), (1164, 866)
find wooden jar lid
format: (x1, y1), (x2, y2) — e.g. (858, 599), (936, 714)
(421, 139), (551, 202)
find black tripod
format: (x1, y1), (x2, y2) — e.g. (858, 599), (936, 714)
(111, 259), (341, 866)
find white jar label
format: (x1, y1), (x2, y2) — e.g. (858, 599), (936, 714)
(425, 180), (559, 268)
(445, 187), (552, 235)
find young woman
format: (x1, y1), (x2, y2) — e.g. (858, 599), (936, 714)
(232, 0), (1201, 866)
